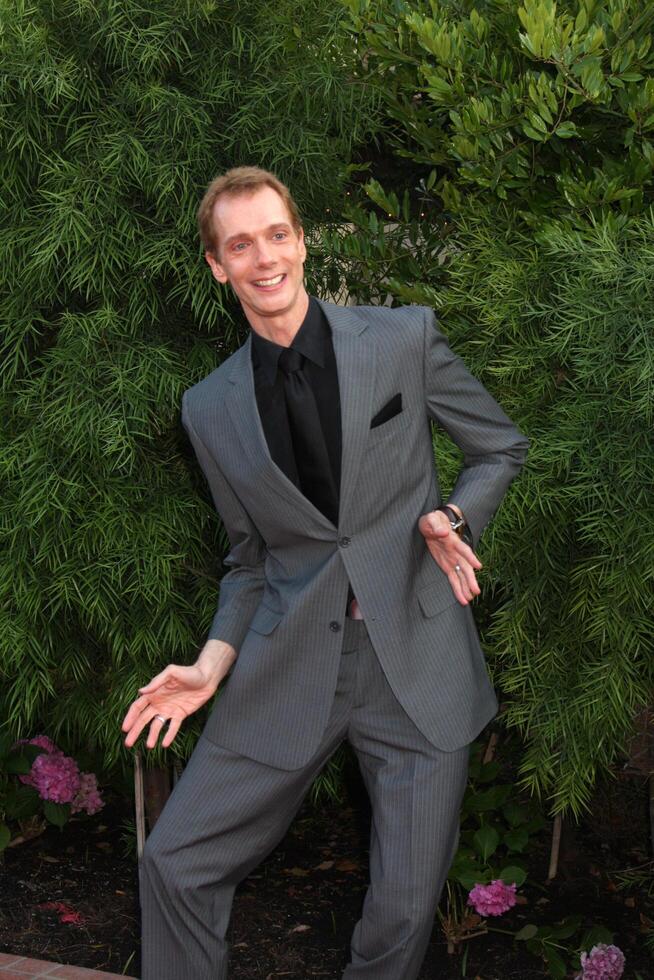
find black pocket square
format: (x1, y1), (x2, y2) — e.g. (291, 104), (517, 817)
(370, 393), (402, 428)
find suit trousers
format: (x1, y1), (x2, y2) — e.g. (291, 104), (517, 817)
(140, 618), (470, 980)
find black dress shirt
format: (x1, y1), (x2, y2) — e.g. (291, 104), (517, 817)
(252, 299), (360, 615)
(251, 297), (342, 519)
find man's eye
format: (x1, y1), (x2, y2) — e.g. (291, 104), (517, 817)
(233, 242), (248, 251)
(273, 232), (287, 240)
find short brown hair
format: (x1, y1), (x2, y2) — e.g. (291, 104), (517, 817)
(197, 166), (302, 256)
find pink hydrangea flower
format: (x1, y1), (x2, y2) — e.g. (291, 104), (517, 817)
(467, 879), (517, 917)
(71, 772), (104, 815)
(18, 735), (80, 803)
(17, 735), (102, 812)
(26, 751), (81, 804)
(578, 943), (625, 980)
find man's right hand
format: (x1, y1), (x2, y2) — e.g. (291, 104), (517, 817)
(121, 639), (236, 750)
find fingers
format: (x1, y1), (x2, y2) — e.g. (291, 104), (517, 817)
(123, 703), (182, 751)
(449, 559), (480, 605)
(145, 713), (168, 751)
(123, 703), (159, 749)
(162, 717), (182, 749)
(121, 693), (153, 732)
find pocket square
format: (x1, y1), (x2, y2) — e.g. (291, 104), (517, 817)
(370, 393), (402, 428)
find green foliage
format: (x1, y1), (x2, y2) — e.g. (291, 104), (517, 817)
(345, 0), (654, 220)
(443, 208), (654, 815)
(325, 199), (654, 816)
(338, 0), (654, 817)
(0, 0), (378, 767)
(448, 743), (544, 891)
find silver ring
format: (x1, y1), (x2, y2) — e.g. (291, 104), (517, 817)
(155, 714), (168, 724)
(454, 564), (461, 573)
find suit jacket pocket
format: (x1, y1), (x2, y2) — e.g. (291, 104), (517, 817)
(370, 392), (402, 428)
(416, 583), (459, 619)
(248, 602), (284, 635)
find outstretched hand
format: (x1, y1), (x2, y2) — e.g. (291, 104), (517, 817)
(418, 510), (482, 605)
(121, 664), (219, 750)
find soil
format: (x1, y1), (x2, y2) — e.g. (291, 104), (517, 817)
(0, 769), (651, 979)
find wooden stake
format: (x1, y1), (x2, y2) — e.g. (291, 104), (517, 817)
(134, 750), (146, 863)
(547, 813), (562, 881)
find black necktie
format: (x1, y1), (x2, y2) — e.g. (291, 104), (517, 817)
(278, 347), (339, 524)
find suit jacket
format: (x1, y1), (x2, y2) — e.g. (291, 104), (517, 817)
(181, 300), (529, 769)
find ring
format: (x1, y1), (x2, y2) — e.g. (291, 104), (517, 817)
(454, 564), (461, 573)
(155, 714), (168, 724)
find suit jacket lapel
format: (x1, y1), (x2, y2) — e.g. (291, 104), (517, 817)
(223, 335), (336, 530)
(223, 300), (376, 529)
(317, 300), (376, 523)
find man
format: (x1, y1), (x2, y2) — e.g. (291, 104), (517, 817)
(122, 166), (528, 980)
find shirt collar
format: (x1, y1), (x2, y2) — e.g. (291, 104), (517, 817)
(251, 296), (330, 386)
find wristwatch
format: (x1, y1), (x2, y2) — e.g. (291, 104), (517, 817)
(436, 505), (474, 547)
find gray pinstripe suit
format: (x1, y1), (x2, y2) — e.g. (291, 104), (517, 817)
(140, 300), (529, 979)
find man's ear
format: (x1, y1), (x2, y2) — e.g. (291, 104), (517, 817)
(298, 227), (306, 264)
(205, 250), (228, 284)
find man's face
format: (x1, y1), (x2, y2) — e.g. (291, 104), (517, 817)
(205, 185), (308, 333)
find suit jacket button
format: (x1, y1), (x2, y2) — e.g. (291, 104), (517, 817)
(338, 536), (351, 547)
(329, 621), (341, 632)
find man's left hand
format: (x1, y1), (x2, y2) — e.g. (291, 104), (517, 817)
(418, 510), (482, 605)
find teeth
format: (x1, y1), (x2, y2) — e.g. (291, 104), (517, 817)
(254, 274), (284, 286)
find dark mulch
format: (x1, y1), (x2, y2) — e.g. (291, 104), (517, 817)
(0, 771), (651, 979)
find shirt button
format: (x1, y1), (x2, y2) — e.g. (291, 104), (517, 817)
(338, 536), (351, 547)
(329, 621), (341, 632)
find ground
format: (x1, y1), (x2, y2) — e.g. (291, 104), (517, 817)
(0, 771), (651, 979)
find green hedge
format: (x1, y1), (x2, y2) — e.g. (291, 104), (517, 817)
(0, 0), (377, 767)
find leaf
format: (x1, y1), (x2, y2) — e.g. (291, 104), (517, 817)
(452, 868), (487, 890)
(3, 784), (40, 819)
(523, 124), (547, 142)
(335, 858), (360, 872)
(477, 760), (501, 783)
(4, 752), (33, 775)
(473, 825), (500, 861)
(554, 122), (578, 138)
(527, 110), (548, 134)
(499, 864), (527, 886)
(465, 784), (512, 812)
(504, 828), (529, 852)
(580, 924), (615, 948)
(43, 801), (70, 828)
(543, 944), (568, 979)
(0, 823), (11, 851)
(515, 923), (539, 941)
(502, 800), (529, 826)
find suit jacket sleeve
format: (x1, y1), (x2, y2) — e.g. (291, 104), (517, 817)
(182, 392), (265, 652)
(422, 308), (529, 544)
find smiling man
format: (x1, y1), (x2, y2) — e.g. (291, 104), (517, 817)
(122, 166), (529, 980)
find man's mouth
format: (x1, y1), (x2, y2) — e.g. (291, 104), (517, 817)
(253, 274), (286, 288)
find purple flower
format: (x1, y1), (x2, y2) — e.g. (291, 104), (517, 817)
(26, 752), (81, 804)
(467, 879), (517, 917)
(71, 772), (104, 815)
(18, 736), (80, 804)
(16, 735), (102, 813)
(578, 943), (625, 980)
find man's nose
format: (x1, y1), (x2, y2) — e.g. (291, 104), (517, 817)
(254, 241), (275, 265)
